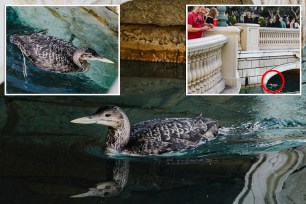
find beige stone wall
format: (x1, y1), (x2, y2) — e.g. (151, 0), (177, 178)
(121, 25), (186, 63)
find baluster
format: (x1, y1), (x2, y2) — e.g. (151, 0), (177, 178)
(209, 48), (214, 90)
(264, 31), (266, 47)
(198, 50), (205, 93)
(266, 30), (268, 47)
(196, 51), (204, 94)
(190, 52), (197, 93)
(260, 30), (263, 47)
(204, 49), (209, 92)
(210, 48), (215, 88)
(203, 51), (208, 92)
(204, 49), (209, 91)
(206, 48), (212, 91)
(188, 53), (192, 94)
(217, 48), (222, 83)
(213, 48), (218, 87)
(214, 49), (219, 86)
(203, 50), (209, 92)
(262, 30), (265, 47)
(194, 51), (201, 93)
(290, 32), (292, 46)
(263, 30), (265, 47)
(211, 48), (216, 89)
(260, 30), (262, 47)
(211, 49), (215, 87)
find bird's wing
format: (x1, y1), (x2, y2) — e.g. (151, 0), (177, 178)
(127, 117), (219, 154)
(24, 34), (78, 71)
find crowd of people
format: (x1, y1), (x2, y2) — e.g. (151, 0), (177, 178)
(188, 6), (300, 40)
(242, 11), (300, 29)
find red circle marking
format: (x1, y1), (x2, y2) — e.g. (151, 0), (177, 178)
(261, 70), (285, 94)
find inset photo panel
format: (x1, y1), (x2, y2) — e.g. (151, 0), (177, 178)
(5, 5), (119, 95)
(186, 5), (301, 95)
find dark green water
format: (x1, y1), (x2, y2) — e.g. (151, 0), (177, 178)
(6, 6), (118, 94)
(1, 52), (306, 203)
(2, 7), (306, 201)
(240, 70), (301, 94)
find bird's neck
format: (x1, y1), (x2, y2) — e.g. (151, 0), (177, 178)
(105, 113), (130, 152)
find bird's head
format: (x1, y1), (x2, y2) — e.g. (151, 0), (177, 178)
(71, 105), (127, 129)
(10, 34), (19, 44)
(10, 34), (26, 46)
(73, 48), (114, 71)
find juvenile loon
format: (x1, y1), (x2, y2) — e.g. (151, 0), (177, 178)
(267, 83), (279, 88)
(71, 105), (220, 155)
(10, 30), (114, 77)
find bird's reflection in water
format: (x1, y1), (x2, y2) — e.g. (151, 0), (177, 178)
(71, 160), (129, 198)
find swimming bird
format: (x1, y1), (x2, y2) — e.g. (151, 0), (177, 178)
(10, 30), (114, 77)
(71, 105), (220, 155)
(267, 83), (279, 88)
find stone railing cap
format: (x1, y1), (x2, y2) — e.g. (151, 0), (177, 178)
(235, 23), (260, 27)
(259, 27), (300, 32)
(207, 26), (241, 34)
(188, 34), (228, 52)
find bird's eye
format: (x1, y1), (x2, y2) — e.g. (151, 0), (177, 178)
(105, 114), (111, 117)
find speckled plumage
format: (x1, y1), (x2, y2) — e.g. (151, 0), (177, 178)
(125, 117), (219, 154)
(10, 30), (114, 77)
(11, 30), (86, 73)
(71, 105), (220, 155)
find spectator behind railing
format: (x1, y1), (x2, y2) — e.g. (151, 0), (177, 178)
(274, 15), (282, 28)
(203, 8), (210, 21)
(187, 6), (213, 40)
(225, 12), (232, 26)
(244, 12), (254, 24)
(290, 18), (300, 29)
(267, 18), (274, 27)
(286, 18), (291, 28)
(206, 8), (218, 24)
(265, 15), (300, 29)
(280, 17), (286, 28)
(207, 8), (300, 30)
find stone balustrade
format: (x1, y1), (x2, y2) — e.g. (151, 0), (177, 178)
(235, 23), (300, 51)
(188, 34), (227, 94)
(259, 27), (300, 50)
